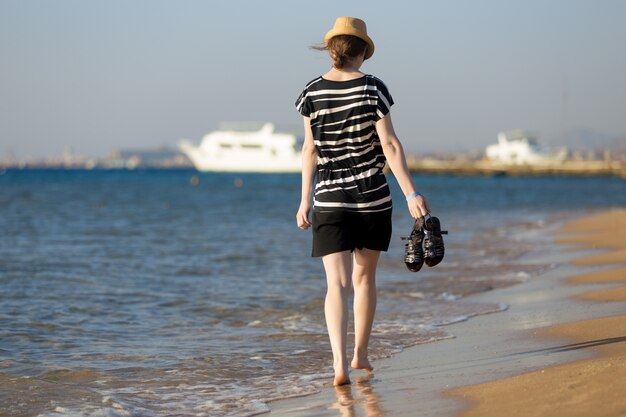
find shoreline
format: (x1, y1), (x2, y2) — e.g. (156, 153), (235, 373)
(267, 209), (626, 416)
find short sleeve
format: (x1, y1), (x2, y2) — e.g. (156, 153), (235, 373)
(374, 78), (394, 121)
(295, 88), (313, 117)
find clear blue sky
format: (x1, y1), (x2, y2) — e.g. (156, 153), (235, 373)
(1, 0), (625, 158)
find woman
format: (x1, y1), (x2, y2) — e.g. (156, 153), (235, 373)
(295, 16), (430, 386)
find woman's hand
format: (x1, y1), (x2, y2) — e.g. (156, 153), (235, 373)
(407, 195), (430, 219)
(296, 201), (312, 229)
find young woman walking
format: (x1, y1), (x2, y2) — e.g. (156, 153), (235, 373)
(295, 16), (430, 386)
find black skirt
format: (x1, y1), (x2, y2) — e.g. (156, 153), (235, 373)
(311, 208), (393, 257)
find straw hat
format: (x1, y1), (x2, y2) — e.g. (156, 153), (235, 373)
(324, 16), (375, 60)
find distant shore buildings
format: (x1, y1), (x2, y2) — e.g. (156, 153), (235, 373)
(0, 146), (193, 170)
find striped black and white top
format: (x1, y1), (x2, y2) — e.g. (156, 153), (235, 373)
(295, 75), (394, 213)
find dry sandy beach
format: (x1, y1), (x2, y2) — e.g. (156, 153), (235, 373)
(268, 209), (626, 417)
(449, 209), (626, 417)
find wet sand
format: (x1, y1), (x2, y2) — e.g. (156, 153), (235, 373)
(268, 209), (626, 417)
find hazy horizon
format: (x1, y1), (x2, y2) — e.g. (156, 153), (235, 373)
(1, 0), (625, 158)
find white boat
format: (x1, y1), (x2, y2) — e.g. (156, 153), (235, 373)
(485, 130), (567, 165)
(179, 123), (301, 173)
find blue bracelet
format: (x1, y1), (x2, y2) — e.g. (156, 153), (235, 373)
(405, 191), (421, 202)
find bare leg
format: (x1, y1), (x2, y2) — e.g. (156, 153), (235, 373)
(351, 248), (380, 371)
(322, 250), (353, 386)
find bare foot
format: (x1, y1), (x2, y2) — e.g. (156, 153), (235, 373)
(333, 365), (351, 386)
(334, 373), (351, 386)
(351, 357), (373, 371)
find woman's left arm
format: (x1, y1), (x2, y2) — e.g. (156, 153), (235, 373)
(376, 113), (430, 219)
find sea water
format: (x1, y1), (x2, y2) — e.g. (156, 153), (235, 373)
(1, 170), (625, 417)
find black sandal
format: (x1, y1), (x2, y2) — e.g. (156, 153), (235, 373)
(423, 214), (448, 267)
(402, 217), (425, 272)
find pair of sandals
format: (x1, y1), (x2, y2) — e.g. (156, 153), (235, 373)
(402, 214), (448, 272)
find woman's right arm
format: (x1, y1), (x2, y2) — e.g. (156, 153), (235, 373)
(296, 116), (317, 229)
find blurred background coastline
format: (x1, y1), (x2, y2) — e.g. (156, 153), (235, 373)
(2, 137), (624, 177)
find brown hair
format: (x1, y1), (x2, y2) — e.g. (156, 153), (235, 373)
(312, 35), (369, 69)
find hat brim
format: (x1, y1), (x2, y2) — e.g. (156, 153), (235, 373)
(324, 29), (375, 60)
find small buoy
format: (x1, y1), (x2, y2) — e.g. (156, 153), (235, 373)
(190, 175), (200, 186)
(234, 178), (243, 188)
